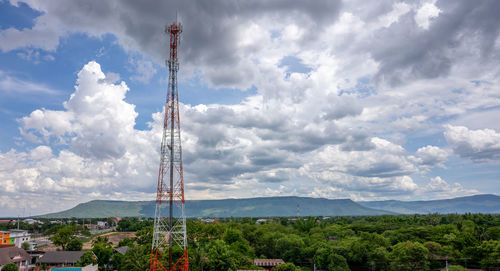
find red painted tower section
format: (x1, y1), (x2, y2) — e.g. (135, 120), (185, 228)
(150, 18), (188, 271)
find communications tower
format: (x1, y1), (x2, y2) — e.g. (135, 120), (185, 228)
(150, 18), (189, 271)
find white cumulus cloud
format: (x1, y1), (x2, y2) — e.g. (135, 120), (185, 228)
(444, 125), (500, 162)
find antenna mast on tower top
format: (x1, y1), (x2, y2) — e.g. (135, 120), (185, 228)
(150, 18), (189, 271)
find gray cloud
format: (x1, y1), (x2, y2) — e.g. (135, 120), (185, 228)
(368, 0), (500, 85)
(4, 0), (341, 89)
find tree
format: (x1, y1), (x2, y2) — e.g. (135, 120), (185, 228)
(273, 262), (300, 271)
(275, 234), (305, 264)
(206, 240), (236, 271)
(448, 265), (467, 271)
(21, 242), (30, 251)
(1, 263), (19, 271)
(93, 242), (114, 270)
(367, 247), (389, 271)
(66, 238), (83, 251)
(390, 241), (430, 271)
(479, 240), (500, 270)
(327, 254), (350, 271)
(76, 251), (96, 267)
(314, 246), (350, 271)
(120, 245), (150, 271)
(50, 226), (74, 250)
(223, 228), (244, 244)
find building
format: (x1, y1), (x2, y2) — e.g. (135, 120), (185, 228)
(0, 246), (31, 271)
(108, 217), (121, 226)
(23, 219), (41, 225)
(0, 230), (31, 248)
(253, 259), (285, 271)
(114, 246), (129, 255)
(37, 251), (91, 268)
(256, 219), (269, 225)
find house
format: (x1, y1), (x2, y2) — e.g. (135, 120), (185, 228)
(0, 246), (31, 271)
(96, 221), (108, 228)
(253, 259), (285, 271)
(255, 219), (270, 225)
(114, 246), (129, 255)
(26, 250), (45, 268)
(108, 217), (121, 226)
(23, 219), (41, 225)
(0, 230), (31, 248)
(200, 218), (215, 224)
(37, 251), (88, 268)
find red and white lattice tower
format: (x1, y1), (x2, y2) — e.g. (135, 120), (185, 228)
(150, 18), (189, 271)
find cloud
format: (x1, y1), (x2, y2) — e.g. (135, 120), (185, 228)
(20, 61), (139, 159)
(420, 176), (479, 199)
(2, 59), (429, 215)
(1, 0), (343, 89)
(410, 145), (449, 168)
(414, 1), (441, 30)
(0, 70), (59, 95)
(444, 125), (500, 162)
(299, 138), (418, 195)
(128, 57), (157, 83)
(2, 1), (500, 214)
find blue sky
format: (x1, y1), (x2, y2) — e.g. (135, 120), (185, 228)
(1, 0), (500, 216)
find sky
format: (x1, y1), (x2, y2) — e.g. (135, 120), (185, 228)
(1, 0), (500, 216)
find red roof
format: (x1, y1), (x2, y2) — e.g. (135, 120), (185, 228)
(254, 259), (285, 267)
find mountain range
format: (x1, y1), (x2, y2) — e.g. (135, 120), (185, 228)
(37, 194), (500, 218)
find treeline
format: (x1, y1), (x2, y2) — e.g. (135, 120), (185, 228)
(59, 214), (500, 270)
(183, 214), (500, 271)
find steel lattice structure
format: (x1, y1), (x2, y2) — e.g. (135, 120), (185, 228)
(150, 18), (189, 271)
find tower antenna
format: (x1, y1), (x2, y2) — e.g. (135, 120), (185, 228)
(150, 18), (188, 271)
(297, 203), (300, 220)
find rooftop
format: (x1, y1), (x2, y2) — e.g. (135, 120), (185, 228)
(38, 251), (86, 264)
(0, 246), (30, 266)
(254, 259), (285, 267)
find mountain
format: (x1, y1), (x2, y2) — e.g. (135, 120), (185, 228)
(357, 194), (500, 214)
(38, 194), (500, 218)
(38, 196), (394, 218)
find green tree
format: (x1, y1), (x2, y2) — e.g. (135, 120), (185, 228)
(92, 237), (114, 270)
(314, 246), (350, 271)
(206, 240), (236, 271)
(120, 245), (150, 271)
(1, 263), (19, 271)
(223, 228), (244, 244)
(367, 247), (389, 271)
(21, 242), (30, 251)
(479, 240), (500, 270)
(76, 251), (96, 267)
(389, 241), (430, 271)
(66, 238), (83, 251)
(273, 262), (300, 271)
(327, 254), (350, 271)
(275, 234), (305, 264)
(448, 265), (467, 271)
(486, 226), (500, 240)
(189, 244), (208, 271)
(50, 225), (74, 250)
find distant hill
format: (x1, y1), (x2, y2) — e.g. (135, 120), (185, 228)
(358, 194), (500, 214)
(37, 194), (500, 218)
(38, 196), (394, 218)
